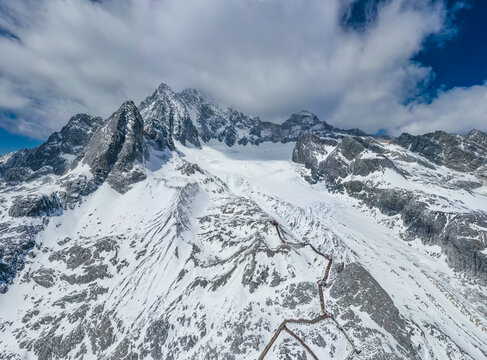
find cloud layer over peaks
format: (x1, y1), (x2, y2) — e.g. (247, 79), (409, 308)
(0, 0), (485, 140)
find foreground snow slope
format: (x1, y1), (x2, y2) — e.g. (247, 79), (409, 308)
(1, 142), (485, 359)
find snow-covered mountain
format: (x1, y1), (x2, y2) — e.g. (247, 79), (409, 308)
(0, 82), (486, 359)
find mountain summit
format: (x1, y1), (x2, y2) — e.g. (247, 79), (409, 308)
(0, 82), (486, 359)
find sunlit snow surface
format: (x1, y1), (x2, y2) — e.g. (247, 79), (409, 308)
(0, 141), (486, 359)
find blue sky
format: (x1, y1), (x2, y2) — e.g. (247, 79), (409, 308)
(0, 0), (487, 154)
(415, 0), (487, 90)
(0, 125), (42, 154)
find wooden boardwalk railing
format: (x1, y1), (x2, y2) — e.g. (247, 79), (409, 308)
(258, 221), (360, 360)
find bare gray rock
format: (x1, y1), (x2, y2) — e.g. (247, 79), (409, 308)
(0, 113), (103, 181)
(330, 263), (420, 359)
(78, 100), (147, 193)
(393, 129), (487, 180)
(9, 194), (62, 218)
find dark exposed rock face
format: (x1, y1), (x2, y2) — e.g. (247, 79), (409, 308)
(293, 133), (487, 282)
(294, 135), (401, 187)
(140, 83), (200, 149)
(0, 102), (149, 292)
(2, 167), (34, 183)
(78, 100), (147, 193)
(0, 102), (148, 292)
(330, 263), (420, 359)
(178, 87), (268, 146)
(0, 223), (38, 292)
(0, 114), (103, 181)
(1, 192), (63, 290)
(438, 212), (487, 276)
(292, 134), (338, 183)
(281, 111), (332, 133)
(57, 174), (99, 210)
(393, 129), (487, 180)
(9, 194), (63, 218)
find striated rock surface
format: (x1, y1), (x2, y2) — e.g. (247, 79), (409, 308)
(139, 83), (365, 148)
(78, 100), (147, 193)
(9, 194), (62, 218)
(140, 83), (199, 149)
(393, 130), (487, 181)
(330, 263), (419, 359)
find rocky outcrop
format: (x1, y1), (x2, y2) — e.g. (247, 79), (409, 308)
(177, 87), (267, 146)
(294, 135), (401, 187)
(9, 194), (63, 218)
(292, 134), (338, 169)
(0, 223), (38, 293)
(78, 100), (147, 193)
(393, 129), (487, 181)
(0, 102), (147, 293)
(140, 83), (200, 149)
(140, 83), (366, 148)
(0, 193), (63, 290)
(349, 187), (487, 282)
(330, 263), (419, 359)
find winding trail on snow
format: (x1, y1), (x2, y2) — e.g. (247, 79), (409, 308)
(258, 221), (360, 360)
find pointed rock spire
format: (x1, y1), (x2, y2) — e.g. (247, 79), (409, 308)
(80, 100), (147, 193)
(140, 83), (201, 149)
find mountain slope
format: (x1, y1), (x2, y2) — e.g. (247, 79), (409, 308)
(0, 82), (486, 359)
(77, 100), (147, 193)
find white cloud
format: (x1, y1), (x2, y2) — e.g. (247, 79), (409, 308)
(0, 0), (485, 139)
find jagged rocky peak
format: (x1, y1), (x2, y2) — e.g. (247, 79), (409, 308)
(79, 100), (147, 193)
(466, 128), (487, 143)
(140, 83), (361, 148)
(178, 87), (213, 108)
(0, 113), (103, 182)
(140, 82), (200, 148)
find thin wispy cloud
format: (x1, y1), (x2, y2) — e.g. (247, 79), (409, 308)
(0, 0), (484, 139)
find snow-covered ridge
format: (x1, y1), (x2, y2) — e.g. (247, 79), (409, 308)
(139, 82), (364, 150)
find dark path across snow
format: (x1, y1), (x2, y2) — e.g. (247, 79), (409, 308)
(258, 221), (360, 360)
